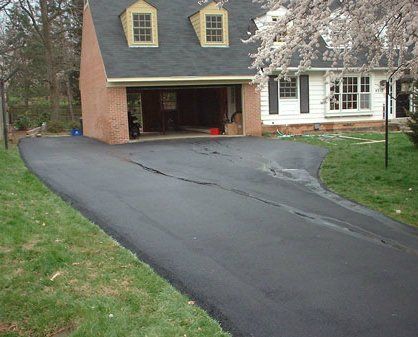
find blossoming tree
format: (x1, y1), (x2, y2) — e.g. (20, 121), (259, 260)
(201, 0), (418, 85)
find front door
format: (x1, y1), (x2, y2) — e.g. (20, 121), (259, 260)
(396, 81), (410, 118)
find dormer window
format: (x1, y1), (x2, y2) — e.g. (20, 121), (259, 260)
(205, 14), (224, 43)
(189, 1), (229, 47)
(133, 13), (152, 43)
(120, 0), (158, 47)
(272, 17), (286, 43)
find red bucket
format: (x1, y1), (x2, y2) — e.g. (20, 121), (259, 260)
(210, 128), (220, 135)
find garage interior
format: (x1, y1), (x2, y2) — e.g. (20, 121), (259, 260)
(127, 85), (243, 140)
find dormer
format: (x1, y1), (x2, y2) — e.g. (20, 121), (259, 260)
(253, 7), (291, 46)
(189, 1), (229, 47)
(120, 0), (159, 47)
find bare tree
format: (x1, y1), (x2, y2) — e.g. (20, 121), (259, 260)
(1, 0), (82, 128)
(18, 0), (57, 119)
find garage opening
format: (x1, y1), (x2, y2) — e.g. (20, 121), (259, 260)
(127, 85), (243, 140)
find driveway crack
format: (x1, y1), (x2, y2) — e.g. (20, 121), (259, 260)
(128, 158), (418, 256)
(130, 160), (216, 186)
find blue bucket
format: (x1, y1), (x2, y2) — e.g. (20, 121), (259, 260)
(71, 128), (83, 136)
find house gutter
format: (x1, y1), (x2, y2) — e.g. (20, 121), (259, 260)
(106, 68), (390, 87)
(270, 67), (389, 73)
(106, 76), (254, 87)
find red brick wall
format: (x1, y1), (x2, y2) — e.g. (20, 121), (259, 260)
(262, 120), (386, 135)
(108, 88), (129, 144)
(79, 6), (129, 144)
(242, 83), (262, 136)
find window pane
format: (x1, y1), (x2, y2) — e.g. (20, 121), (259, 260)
(330, 82), (340, 110)
(341, 77), (358, 110)
(206, 15), (223, 42)
(361, 77), (370, 93)
(162, 92), (177, 110)
(133, 13), (152, 42)
(279, 77), (297, 98)
(343, 77), (358, 93)
(330, 95), (340, 110)
(360, 93), (370, 109)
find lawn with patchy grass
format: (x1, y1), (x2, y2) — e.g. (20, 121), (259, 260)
(0, 146), (229, 337)
(291, 132), (418, 226)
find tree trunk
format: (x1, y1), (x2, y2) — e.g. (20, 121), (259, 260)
(1, 79), (8, 149)
(24, 79), (30, 108)
(40, 0), (60, 120)
(66, 73), (74, 121)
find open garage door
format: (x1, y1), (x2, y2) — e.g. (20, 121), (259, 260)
(127, 85), (242, 139)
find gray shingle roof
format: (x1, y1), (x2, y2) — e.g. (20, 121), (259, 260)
(88, 0), (388, 79)
(89, 0), (262, 78)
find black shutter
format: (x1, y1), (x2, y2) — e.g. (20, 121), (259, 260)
(268, 76), (279, 115)
(299, 75), (310, 114)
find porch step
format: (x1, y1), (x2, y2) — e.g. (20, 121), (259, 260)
(389, 118), (411, 132)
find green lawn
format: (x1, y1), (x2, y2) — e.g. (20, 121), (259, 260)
(290, 132), (418, 227)
(0, 147), (229, 337)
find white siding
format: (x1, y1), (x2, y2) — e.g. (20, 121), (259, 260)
(373, 72), (396, 119)
(254, 8), (287, 28)
(261, 70), (395, 126)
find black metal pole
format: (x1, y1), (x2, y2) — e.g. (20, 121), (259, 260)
(385, 80), (389, 169)
(1, 79), (8, 150)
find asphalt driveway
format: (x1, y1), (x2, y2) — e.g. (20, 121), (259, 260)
(20, 136), (418, 337)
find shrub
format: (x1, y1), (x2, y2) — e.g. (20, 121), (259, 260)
(47, 120), (65, 133)
(67, 120), (81, 130)
(14, 115), (31, 131)
(406, 85), (418, 147)
(406, 110), (418, 147)
(32, 111), (50, 127)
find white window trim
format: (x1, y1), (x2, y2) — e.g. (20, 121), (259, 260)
(326, 74), (373, 116)
(204, 13), (225, 45)
(132, 12), (154, 45)
(278, 76), (299, 100)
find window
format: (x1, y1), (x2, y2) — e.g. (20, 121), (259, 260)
(121, 0), (159, 48)
(330, 81), (340, 111)
(161, 92), (177, 110)
(280, 77), (298, 98)
(132, 13), (152, 43)
(330, 76), (371, 111)
(360, 77), (371, 109)
(206, 14), (223, 43)
(342, 77), (358, 110)
(190, 3), (229, 47)
(272, 17), (285, 42)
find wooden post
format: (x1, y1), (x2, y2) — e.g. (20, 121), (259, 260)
(160, 90), (165, 134)
(385, 80), (389, 169)
(1, 79), (8, 150)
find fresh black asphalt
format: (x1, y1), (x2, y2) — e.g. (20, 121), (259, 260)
(19, 136), (418, 337)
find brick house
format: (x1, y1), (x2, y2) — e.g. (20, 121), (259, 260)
(80, 0), (263, 144)
(80, 0), (409, 144)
